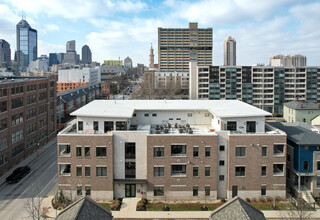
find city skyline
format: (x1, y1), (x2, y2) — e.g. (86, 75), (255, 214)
(0, 0), (320, 66)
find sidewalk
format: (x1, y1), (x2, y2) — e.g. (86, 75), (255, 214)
(0, 137), (57, 186)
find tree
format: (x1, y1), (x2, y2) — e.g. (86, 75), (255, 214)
(282, 197), (313, 220)
(24, 193), (47, 220)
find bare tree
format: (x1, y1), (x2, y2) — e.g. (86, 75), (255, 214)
(282, 197), (313, 220)
(24, 196), (46, 220)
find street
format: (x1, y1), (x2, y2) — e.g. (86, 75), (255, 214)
(0, 140), (57, 219)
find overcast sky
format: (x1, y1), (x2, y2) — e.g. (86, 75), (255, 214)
(1, 0), (320, 66)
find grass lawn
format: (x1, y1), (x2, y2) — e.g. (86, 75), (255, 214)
(99, 203), (111, 210)
(251, 202), (294, 210)
(147, 202), (223, 211)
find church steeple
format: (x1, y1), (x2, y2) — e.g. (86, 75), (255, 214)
(149, 43), (154, 68)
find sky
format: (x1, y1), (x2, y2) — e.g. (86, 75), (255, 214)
(0, 0), (320, 66)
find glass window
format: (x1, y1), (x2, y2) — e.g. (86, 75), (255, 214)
(261, 166), (267, 176)
(152, 113), (157, 117)
(219, 145), (225, 151)
(304, 161), (309, 170)
(262, 147), (267, 157)
(85, 166), (90, 177)
(236, 147), (246, 157)
(76, 147), (81, 157)
(274, 144), (284, 156)
(205, 186), (210, 196)
(125, 143), (135, 159)
(235, 167), (245, 176)
(96, 147), (107, 157)
(154, 186), (164, 196)
(205, 166), (210, 177)
(171, 165), (186, 176)
(154, 167), (164, 177)
(219, 160), (225, 166)
(85, 147), (90, 157)
(85, 186), (91, 196)
(104, 121), (114, 132)
(77, 186), (82, 196)
(219, 175), (224, 181)
(193, 146), (199, 157)
(76, 166), (82, 177)
(261, 185), (266, 196)
(193, 186), (198, 196)
(93, 121), (98, 131)
(227, 121), (237, 131)
(193, 166), (198, 177)
(205, 147), (211, 157)
(317, 161), (320, 170)
(187, 113), (192, 117)
(317, 177), (320, 188)
(144, 113), (149, 117)
(78, 121), (83, 131)
(171, 145), (186, 156)
(116, 121), (127, 130)
(96, 167), (107, 177)
(59, 144), (70, 156)
(154, 147), (164, 157)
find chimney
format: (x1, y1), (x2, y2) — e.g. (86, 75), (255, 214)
(301, 103), (303, 108)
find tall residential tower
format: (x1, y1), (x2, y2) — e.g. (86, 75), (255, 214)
(158, 22), (212, 72)
(224, 36), (236, 66)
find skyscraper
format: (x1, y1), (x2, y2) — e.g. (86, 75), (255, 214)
(0, 39), (11, 68)
(16, 18), (37, 70)
(66, 40), (76, 52)
(82, 45), (92, 65)
(63, 40), (77, 65)
(224, 36), (236, 66)
(158, 22), (212, 72)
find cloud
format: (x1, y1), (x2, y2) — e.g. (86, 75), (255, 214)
(38, 40), (65, 56)
(163, 0), (296, 26)
(5, 0), (147, 19)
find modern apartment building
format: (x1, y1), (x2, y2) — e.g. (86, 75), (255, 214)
(189, 61), (320, 115)
(158, 22), (212, 72)
(0, 76), (56, 176)
(268, 122), (320, 204)
(224, 36), (236, 66)
(57, 100), (286, 201)
(269, 54), (306, 67)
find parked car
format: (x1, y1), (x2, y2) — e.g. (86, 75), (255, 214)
(6, 166), (31, 183)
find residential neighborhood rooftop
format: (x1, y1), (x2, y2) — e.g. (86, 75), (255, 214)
(284, 100), (320, 110)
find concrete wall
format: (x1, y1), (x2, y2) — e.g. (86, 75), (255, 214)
(113, 131), (148, 180)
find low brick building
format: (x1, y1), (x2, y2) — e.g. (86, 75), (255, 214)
(57, 100), (286, 201)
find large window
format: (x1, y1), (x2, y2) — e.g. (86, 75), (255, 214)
(78, 121), (83, 131)
(246, 121), (256, 133)
(85, 186), (91, 196)
(261, 185), (266, 196)
(154, 167), (164, 177)
(125, 143), (135, 159)
(0, 153), (8, 166)
(0, 101), (7, 113)
(304, 161), (309, 170)
(11, 113), (23, 126)
(171, 165), (186, 176)
(93, 121), (98, 131)
(76, 147), (82, 157)
(262, 147), (267, 157)
(85, 147), (90, 157)
(205, 186), (210, 196)
(235, 166), (246, 177)
(274, 144), (284, 156)
(12, 144), (24, 158)
(236, 146), (246, 157)
(12, 129), (23, 144)
(11, 97), (23, 109)
(261, 166), (267, 176)
(154, 146), (164, 157)
(76, 166), (82, 177)
(59, 144), (70, 156)
(116, 121), (127, 130)
(96, 167), (107, 177)
(59, 164), (71, 175)
(104, 121), (113, 132)
(193, 146), (199, 157)
(85, 166), (91, 177)
(0, 136), (7, 151)
(193, 186), (198, 196)
(77, 186), (82, 196)
(273, 164), (284, 176)
(205, 147), (211, 157)
(0, 119), (7, 131)
(205, 166), (210, 177)
(125, 162), (136, 178)
(96, 147), (107, 157)
(171, 145), (186, 156)
(193, 166), (198, 177)
(227, 121), (237, 131)
(154, 186), (164, 196)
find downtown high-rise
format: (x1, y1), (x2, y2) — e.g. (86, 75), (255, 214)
(158, 22), (212, 72)
(82, 45), (92, 65)
(224, 36), (236, 66)
(0, 39), (11, 68)
(16, 19), (37, 71)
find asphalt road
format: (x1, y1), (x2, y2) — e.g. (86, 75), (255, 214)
(0, 140), (57, 219)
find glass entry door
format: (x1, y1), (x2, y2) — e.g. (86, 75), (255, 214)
(125, 184), (136, 197)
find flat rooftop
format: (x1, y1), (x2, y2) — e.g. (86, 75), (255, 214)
(70, 100), (271, 118)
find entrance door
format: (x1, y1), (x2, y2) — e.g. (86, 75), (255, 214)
(125, 184), (136, 197)
(232, 185), (238, 198)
